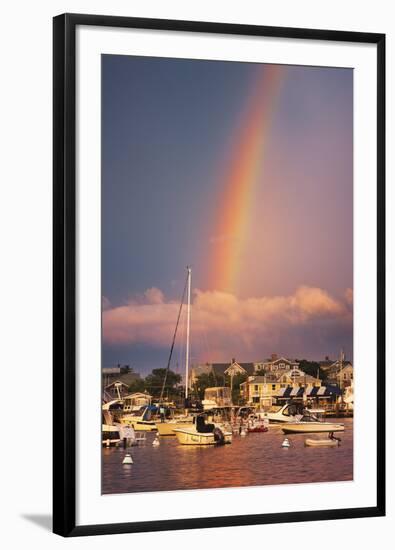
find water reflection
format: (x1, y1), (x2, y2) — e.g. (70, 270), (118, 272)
(102, 418), (353, 494)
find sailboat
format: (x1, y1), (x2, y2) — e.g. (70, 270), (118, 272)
(162, 268), (232, 445)
(156, 267), (195, 436)
(155, 268), (232, 444)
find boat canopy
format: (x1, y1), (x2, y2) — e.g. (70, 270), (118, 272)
(278, 385), (342, 399)
(141, 404), (159, 420)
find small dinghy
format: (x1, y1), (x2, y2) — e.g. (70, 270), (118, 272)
(247, 424), (268, 433)
(304, 438), (338, 447)
(305, 433), (341, 447)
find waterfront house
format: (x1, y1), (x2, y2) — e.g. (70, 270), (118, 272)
(240, 374), (281, 406)
(104, 371), (142, 399)
(212, 359), (255, 380)
(321, 359), (353, 387)
(240, 369), (322, 407)
(189, 362), (212, 384)
(318, 356), (333, 370)
(102, 366), (121, 388)
(104, 380), (130, 400)
(258, 354), (300, 373)
(102, 366), (141, 388)
(190, 359), (255, 386)
(334, 364), (354, 388)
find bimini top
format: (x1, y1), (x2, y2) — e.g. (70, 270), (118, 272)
(277, 385), (342, 399)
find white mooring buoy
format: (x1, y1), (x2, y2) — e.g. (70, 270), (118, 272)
(282, 438), (290, 448)
(122, 453), (133, 464)
(152, 436), (160, 447)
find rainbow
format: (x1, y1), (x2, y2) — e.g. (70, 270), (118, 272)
(210, 64), (286, 293)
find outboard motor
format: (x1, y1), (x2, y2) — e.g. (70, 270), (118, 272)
(213, 427), (225, 445)
(329, 431), (342, 444)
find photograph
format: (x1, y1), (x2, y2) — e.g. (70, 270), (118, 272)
(101, 54), (354, 495)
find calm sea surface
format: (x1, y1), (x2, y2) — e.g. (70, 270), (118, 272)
(102, 418), (353, 494)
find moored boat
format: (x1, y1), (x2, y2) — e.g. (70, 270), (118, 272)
(304, 438), (339, 447)
(173, 428), (232, 445)
(102, 424), (121, 446)
(120, 405), (158, 431)
(282, 418), (344, 434)
(247, 424), (268, 433)
(263, 402), (304, 423)
(173, 415), (232, 445)
(156, 417), (194, 436)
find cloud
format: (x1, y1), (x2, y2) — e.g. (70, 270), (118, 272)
(344, 287), (353, 306)
(144, 287), (165, 304)
(102, 286), (352, 360)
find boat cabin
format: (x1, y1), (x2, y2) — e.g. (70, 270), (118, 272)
(123, 392), (152, 412)
(202, 386), (232, 410)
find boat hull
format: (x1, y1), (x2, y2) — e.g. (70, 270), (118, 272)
(173, 429), (232, 445)
(304, 438), (339, 447)
(120, 418), (157, 431)
(102, 424), (121, 446)
(265, 415), (297, 423)
(156, 421), (194, 436)
(247, 426), (268, 433)
(282, 423), (344, 434)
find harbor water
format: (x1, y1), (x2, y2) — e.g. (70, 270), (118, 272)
(102, 418), (353, 494)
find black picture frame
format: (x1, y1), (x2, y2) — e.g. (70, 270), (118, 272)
(53, 13), (386, 537)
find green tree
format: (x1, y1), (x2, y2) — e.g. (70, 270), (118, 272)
(254, 368), (266, 376)
(229, 372), (248, 405)
(193, 372), (221, 400)
(297, 359), (328, 380)
(144, 368), (182, 398)
(120, 364), (132, 375)
(127, 378), (145, 394)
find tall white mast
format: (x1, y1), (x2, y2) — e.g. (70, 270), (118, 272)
(185, 266), (192, 399)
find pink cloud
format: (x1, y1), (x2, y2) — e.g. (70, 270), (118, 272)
(344, 287), (353, 306)
(102, 286), (352, 360)
(144, 287), (165, 304)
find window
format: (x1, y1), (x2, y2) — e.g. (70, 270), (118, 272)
(252, 396), (259, 403)
(254, 385), (259, 391)
(272, 384), (276, 390)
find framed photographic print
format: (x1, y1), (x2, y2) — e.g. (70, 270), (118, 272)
(53, 13), (385, 536)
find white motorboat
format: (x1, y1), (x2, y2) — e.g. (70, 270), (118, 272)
(173, 429), (233, 445)
(263, 402), (304, 423)
(120, 406), (158, 431)
(156, 416), (194, 436)
(263, 402), (327, 424)
(173, 415), (232, 445)
(282, 413), (344, 434)
(102, 406), (137, 445)
(102, 424), (122, 446)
